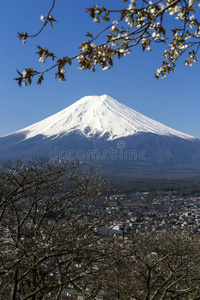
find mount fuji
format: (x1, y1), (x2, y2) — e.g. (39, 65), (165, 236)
(1, 94), (200, 178)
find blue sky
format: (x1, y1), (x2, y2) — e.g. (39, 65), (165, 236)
(1, 0), (200, 138)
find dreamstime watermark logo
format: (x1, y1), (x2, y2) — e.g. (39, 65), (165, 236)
(48, 140), (147, 161)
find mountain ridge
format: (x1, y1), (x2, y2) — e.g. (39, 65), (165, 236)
(1, 94), (200, 179)
(4, 94), (198, 142)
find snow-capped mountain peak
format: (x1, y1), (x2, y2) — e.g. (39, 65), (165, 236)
(15, 94), (196, 141)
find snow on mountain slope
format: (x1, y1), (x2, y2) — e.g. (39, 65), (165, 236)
(11, 94), (197, 141)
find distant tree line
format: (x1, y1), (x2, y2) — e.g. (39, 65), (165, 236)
(106, 176), (200, 195)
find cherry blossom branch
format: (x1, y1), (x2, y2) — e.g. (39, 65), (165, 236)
(15, 0), (200, 86)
